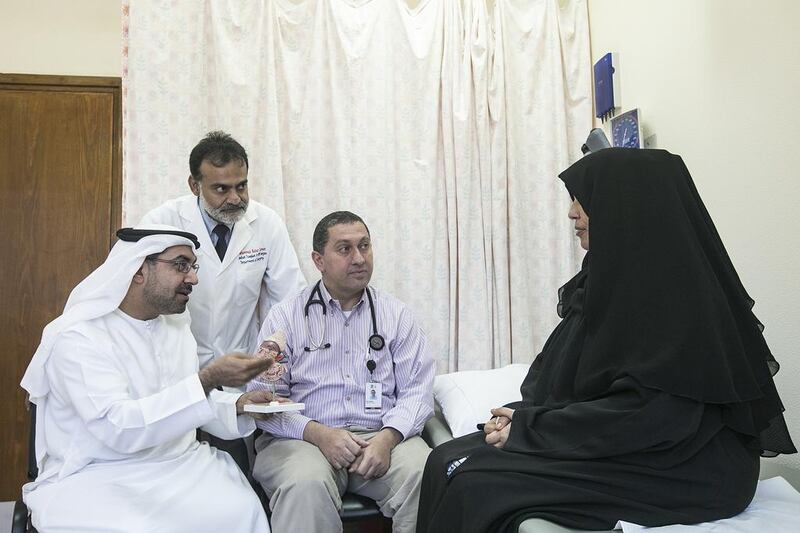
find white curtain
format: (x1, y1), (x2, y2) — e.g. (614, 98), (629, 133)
(122, 0), (590, 372)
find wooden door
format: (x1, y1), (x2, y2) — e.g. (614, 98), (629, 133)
(0, 74), (121, 500)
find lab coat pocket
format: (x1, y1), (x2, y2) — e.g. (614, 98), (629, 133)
(234, 262), (265, 305)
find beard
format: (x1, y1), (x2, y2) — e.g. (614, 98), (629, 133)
(200, 194), (248, 225)
(143, 277), (193, 315)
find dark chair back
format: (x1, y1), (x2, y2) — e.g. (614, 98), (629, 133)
(12, 403), (38, 533)
(27, 403), (37, 480)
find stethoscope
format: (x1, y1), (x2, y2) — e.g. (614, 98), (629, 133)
(304, 281), (385, 373)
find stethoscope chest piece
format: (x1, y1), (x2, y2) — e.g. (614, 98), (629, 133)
(369, 333), (385, 351)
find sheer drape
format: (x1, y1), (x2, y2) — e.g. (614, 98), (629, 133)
(122, 0), (590, 372)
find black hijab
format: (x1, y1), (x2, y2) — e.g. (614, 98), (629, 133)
(552, 148), (795, 456)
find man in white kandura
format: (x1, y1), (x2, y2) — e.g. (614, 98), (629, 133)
(21, 226), (278, 532)
(140, 131), (306, 469)
(248, 211), (435, 533)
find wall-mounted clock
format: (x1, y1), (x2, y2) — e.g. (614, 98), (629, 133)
(611, 108), (642, 148)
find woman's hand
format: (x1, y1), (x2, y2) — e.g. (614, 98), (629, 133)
(484, 407), (514, 449)
(482, 409), (512, 434)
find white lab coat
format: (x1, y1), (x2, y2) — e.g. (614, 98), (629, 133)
(23, 310), (269, 533)
(140, 195), (306, 367)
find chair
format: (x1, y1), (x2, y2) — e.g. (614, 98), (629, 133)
(340, 493), (386, 524)
(11, 500), (29, 533)
(11, 404), (37, 533)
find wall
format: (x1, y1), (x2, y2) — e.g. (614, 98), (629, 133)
(0, 0), (121, 76)
(588, 0), (800, 476)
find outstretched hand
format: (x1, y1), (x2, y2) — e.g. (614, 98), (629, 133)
(199, 353), (274, 393)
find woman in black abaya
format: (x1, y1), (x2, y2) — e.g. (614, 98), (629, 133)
(416, 149), (796, 533)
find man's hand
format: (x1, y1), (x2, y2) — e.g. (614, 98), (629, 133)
(198, 353), (274, 393)
(235, 390), (293, 420)
(349, 428), (401, 480)
(304, 422), (369, 470)
(484, 407), (514, 449)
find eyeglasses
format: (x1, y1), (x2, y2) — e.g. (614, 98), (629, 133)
(147, 258), (200, 274)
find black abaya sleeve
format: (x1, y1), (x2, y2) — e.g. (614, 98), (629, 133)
(504, 377), (706, 459)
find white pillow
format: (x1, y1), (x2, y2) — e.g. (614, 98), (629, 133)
(433, 364), (530, 438)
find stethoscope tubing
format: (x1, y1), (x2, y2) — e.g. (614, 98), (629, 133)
(303, 280), (385, 353)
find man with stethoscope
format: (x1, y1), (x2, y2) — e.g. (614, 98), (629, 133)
(247, 211), (435, 533)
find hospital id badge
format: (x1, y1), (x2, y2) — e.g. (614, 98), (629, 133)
(365, 382), (382, 411)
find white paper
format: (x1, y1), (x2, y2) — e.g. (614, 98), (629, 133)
(243, 402), (305, 414)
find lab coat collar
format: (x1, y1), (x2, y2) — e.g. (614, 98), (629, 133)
(179, 199), (216, 261)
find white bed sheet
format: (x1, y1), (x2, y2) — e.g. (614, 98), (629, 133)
(615, 476), (800, 533)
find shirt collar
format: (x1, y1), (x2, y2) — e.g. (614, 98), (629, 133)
(196, 198), (234, 237)
(114, 308), (162, 330)
(318, 280), (366, 311)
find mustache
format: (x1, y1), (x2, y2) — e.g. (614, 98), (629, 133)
(178, 284), (193, 295)
(222, 203), (247, 212)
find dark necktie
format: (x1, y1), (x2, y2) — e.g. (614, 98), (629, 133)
(212, 224), (230, 260)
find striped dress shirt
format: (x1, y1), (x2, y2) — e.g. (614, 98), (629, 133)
(248, 281), (435, 441)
